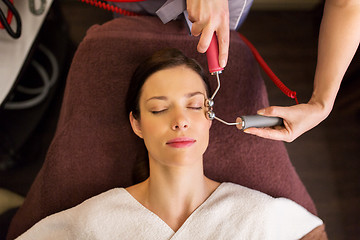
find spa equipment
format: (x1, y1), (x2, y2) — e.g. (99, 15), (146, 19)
(205, 33), (283, 129)
(79, 0), (293, 130)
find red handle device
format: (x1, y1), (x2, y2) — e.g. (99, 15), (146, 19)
(206, 33), (224, 74)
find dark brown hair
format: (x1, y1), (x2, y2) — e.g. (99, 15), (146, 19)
(125, 48), (211, 120)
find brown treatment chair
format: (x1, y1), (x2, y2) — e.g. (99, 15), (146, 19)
(7, 16), (317, 239)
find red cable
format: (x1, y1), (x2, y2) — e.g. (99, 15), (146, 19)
(238, 33), (299, 104)
(80, 0), (143, 16)
(101, 0), (144, 2)
(80, 1), (299, 104)
(0, 0), (14, 29)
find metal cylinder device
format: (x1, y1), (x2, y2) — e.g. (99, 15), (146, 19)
(239, 115), (284, 130)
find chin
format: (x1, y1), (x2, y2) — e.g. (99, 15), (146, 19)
(165, 151), (204, 167)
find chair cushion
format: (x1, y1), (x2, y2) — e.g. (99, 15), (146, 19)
(7, 16), (316, 239)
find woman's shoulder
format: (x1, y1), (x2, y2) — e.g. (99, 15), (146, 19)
(78, 188), (127, 207)
(263, 197), (323, 239)
(210, 182), (276, 220)
(49, 188), (130, 223)
(217, 182), (275, 203)
(70, 187), (132, 219)
(217, 182), (322, 220)
(216, 182), (323, 239)
(50, 188), (129, 221)
(16, 188), (128, 239)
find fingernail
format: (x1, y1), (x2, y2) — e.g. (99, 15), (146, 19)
(257, 109), (265, 115)
(220, 59), (226, 68)
(198, 46), (206, 53)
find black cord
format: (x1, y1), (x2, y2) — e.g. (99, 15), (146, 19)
(0, 0), (21, 39)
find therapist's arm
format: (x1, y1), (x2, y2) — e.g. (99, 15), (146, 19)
(186, 0), (230, 68)
(241, 0), (360, 142)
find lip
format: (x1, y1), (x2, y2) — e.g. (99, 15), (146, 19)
(166, 137), (196, 148)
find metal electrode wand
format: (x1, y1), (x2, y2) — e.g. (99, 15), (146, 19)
(205, 33), (235, 125)
(205, 33), (283, 130)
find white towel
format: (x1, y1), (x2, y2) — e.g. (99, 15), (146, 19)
(16, 182), (322, 240)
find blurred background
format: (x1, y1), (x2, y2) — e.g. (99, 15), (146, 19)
(0, 0), (359, 239)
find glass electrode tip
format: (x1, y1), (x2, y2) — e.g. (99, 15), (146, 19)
(206, 99), (214, 107)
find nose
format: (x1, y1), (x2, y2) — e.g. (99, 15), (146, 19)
(171, 108), (189, 131)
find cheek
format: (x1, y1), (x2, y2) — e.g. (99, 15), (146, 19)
(196, 120), (211, 155)
(139, 118), (161, 154)
(201, 119), (212, 132)
(140, 115), (167, 140)
(140, 119), (156, 136)
(195, 112), (212, 129)
(194, 118), (211, 140)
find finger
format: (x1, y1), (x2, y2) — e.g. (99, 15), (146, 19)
(197, 25), (214, 53)
(186, 0), (199, 23)
(216, 24), (229, 68)
(191, 22), (204, 37)
(243, 127), (291, 142)
(187, 14), (197, 23)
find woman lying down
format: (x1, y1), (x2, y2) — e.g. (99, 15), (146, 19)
(17, 49), (327, 240)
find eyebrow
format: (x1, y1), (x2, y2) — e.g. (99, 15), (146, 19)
(146, 91), (205, 102)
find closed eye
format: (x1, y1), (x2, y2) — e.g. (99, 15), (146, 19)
(188, 107), (203, 110)
(151, 109), (167, 114)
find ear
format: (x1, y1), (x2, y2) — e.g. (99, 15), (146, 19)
(129, 112), (143, 139)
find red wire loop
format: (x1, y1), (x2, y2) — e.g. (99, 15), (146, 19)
(79, 1), (299, 105)
(0, 0), (14, 29)
(238, 33), (299, 104)
(80, 0), (143, 16)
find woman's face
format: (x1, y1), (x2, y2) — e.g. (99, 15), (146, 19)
(130, 65), (212, 167)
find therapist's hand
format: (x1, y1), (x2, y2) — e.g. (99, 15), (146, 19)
(238, 101), (331, 142)
(186, 0), (229, 68)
